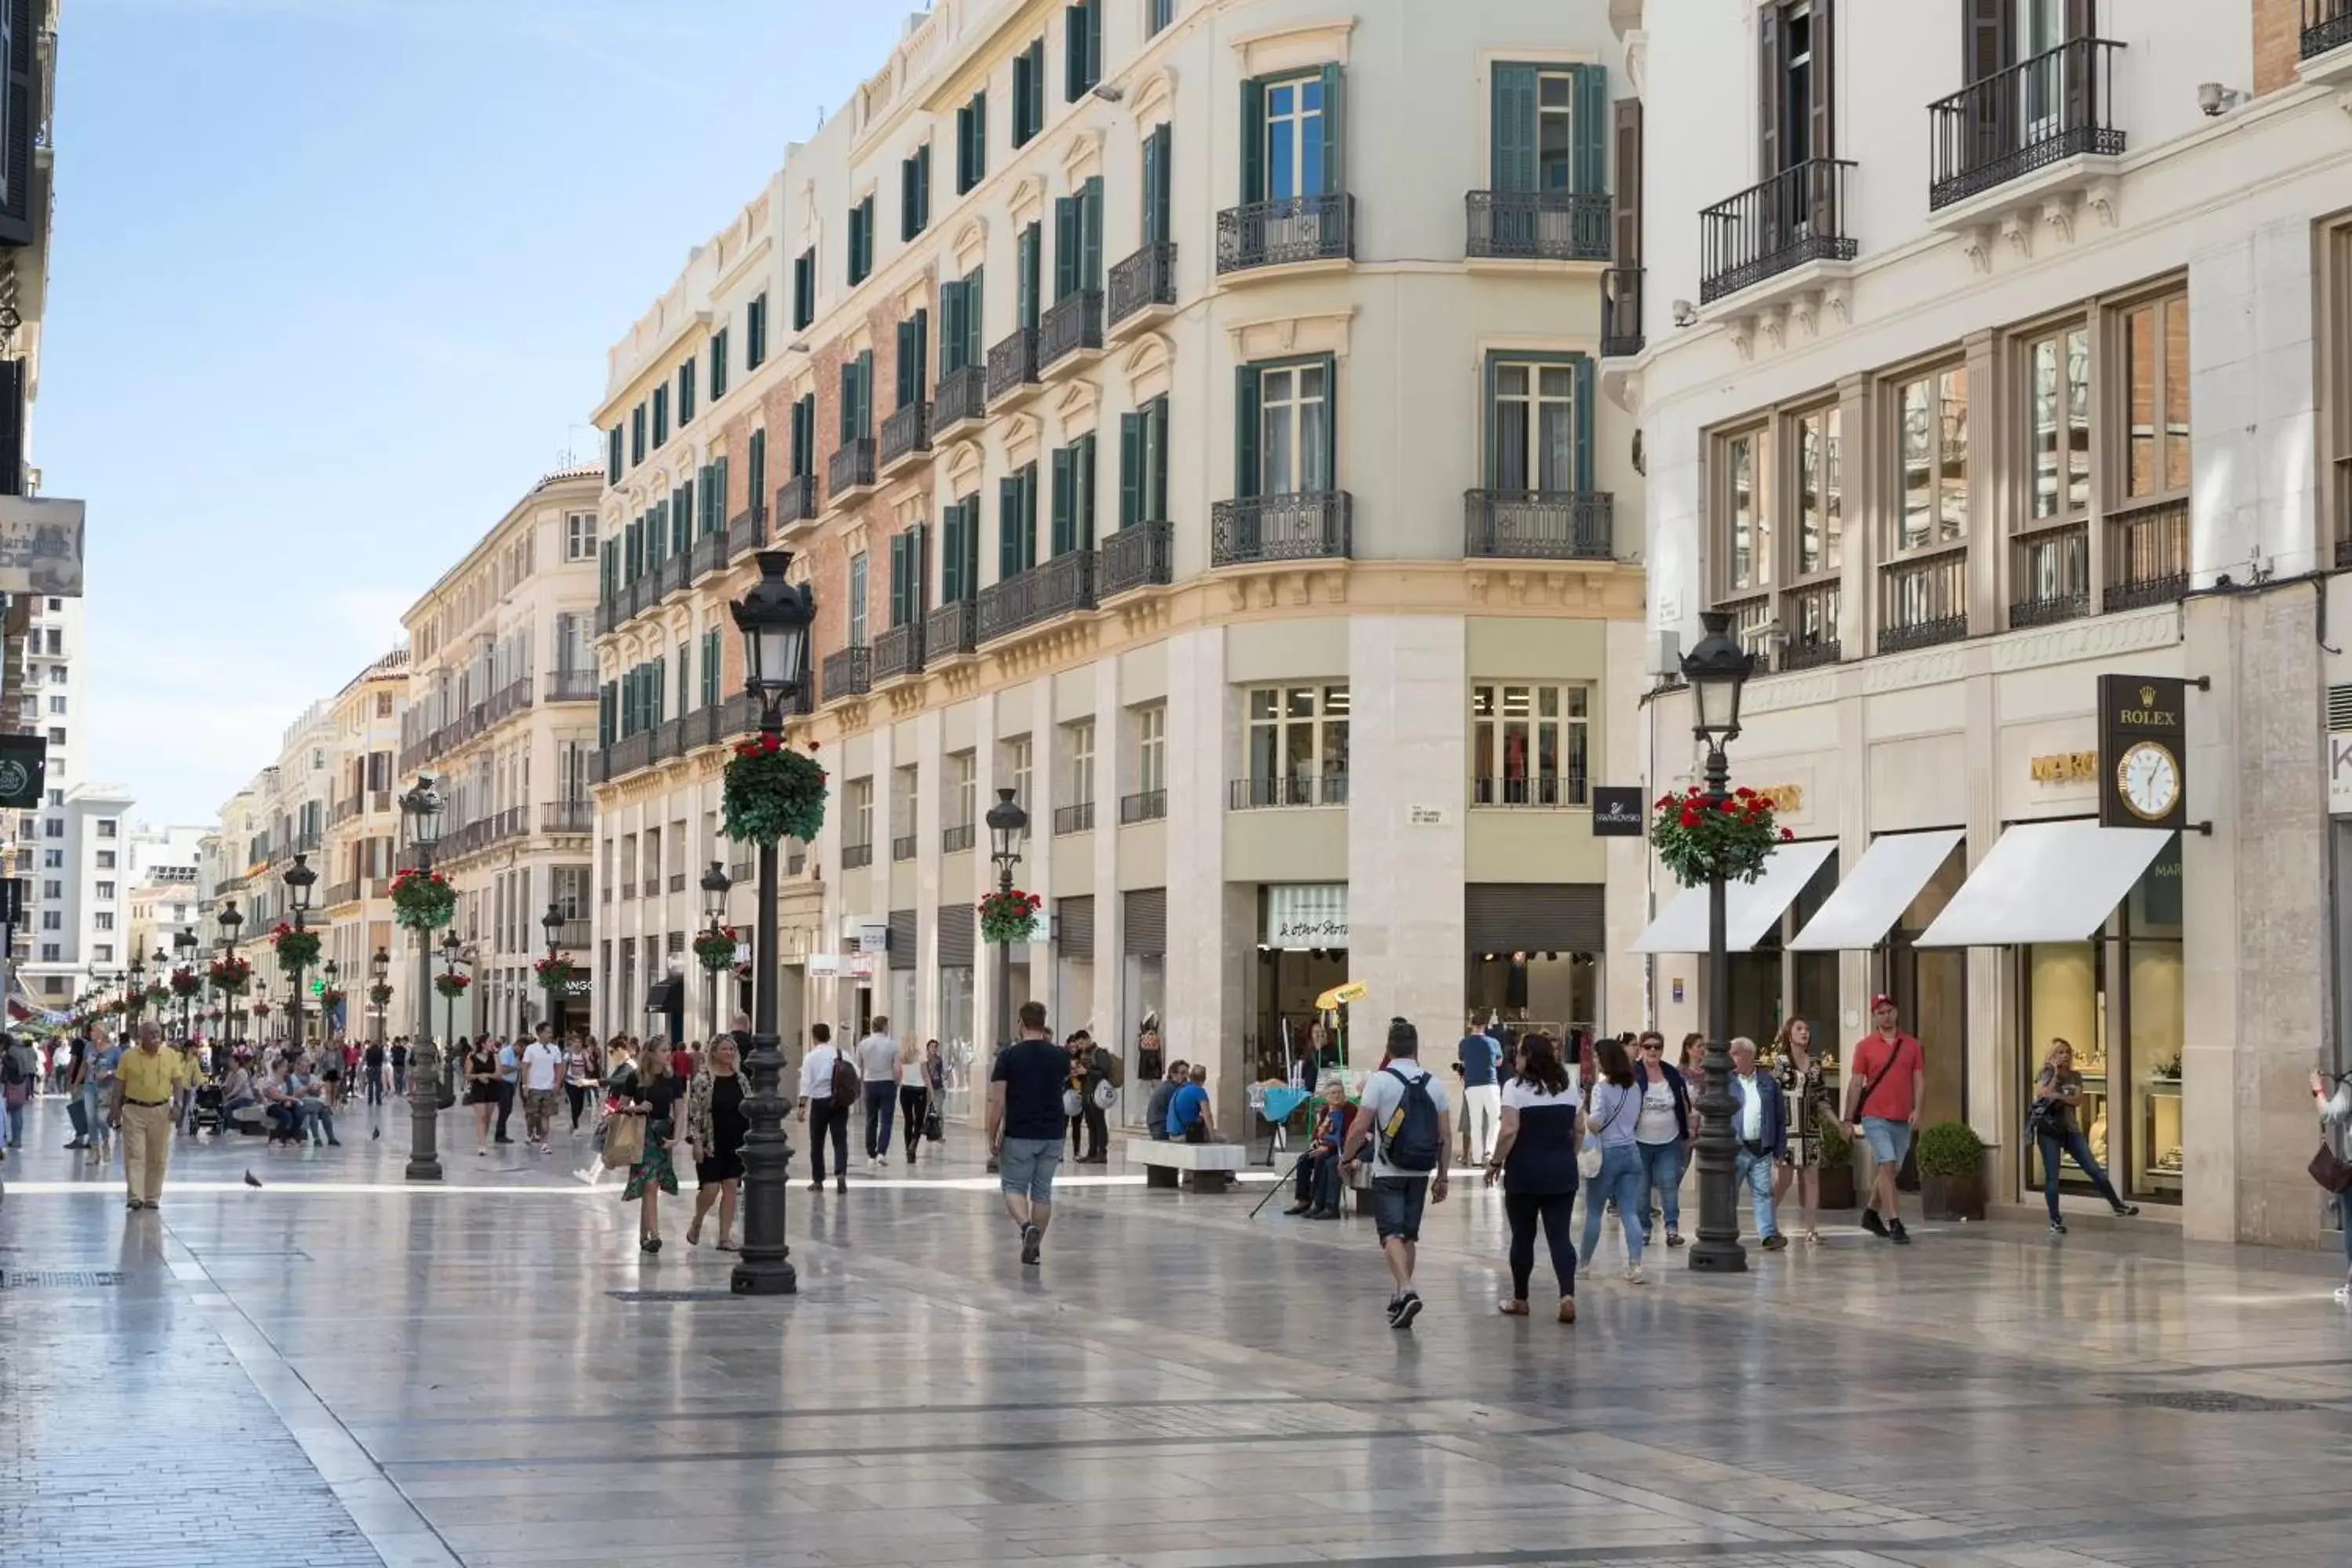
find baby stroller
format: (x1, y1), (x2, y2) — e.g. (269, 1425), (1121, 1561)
(189, 1083), (225, 1137)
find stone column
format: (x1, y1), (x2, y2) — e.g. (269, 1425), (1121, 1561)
(2190, 221), (2320, 581)
(1165, 625), (1236, 1117)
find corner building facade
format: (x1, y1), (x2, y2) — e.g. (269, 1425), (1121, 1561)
(1629, 0), (2352, 1246)
(590, 0), (1653, 1127)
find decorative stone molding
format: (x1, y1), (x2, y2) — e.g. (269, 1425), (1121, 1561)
(942, 440), (984, 495)
(989, 618), (1100, 681)
(2002, 210), (2034, 260)
(1860, 644), (1966, 695)
(952, 219), (988, 276)
(1989, 604), (2177, 671)
(2041, 195), (2075, 247)
(2082, 176), (2120, 229)
(1225, 307), (1354, 364)
(1007, 173), (1047, 230)
(1740, 669), (1842, 716)
(1621, 27), (1646, 96)
(886, 684), (927, 720)
(1961, 227), (1995, 274)
(1131, 66), (1175, 125)
(1229, 17), (1354, 76)
(1000, 411), (1041, 469)
(898, 277), (930, 318)
(1121, 332), (1175, 405)
(1057, 126), (1105, 189)
(1054, 377), (1101, 440)
(1759, 304), (1788, 352)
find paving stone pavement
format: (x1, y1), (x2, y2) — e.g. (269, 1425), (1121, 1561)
(4, 1090), (2351, 1568)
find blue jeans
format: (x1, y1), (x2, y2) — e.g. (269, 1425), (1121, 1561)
(2035, 1127), (2125, 1219)
(1733, 1145), (1780, 1240)
(862, 1081), (897, 1159)
(1579, 1144), (1645, 1266)
(301, 1100), (338, 1143)
(3, 1098), (23, 1146)
(1636, 1139), (1685, 1234)
(83, 1083), (111, 1141)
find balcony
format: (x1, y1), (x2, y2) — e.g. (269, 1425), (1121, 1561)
(842, 841), (874, 870)
(1471, 775), (1588, 808)
(487, 677), (533, 727)
(935, 363), (986, 434)
(541, 800), (593, 834)
(1928, 38), (2125, 214)
(1119, 789), (1167, 825)
(1463, 492), (1613, 561)
(879, 401), (931, 478)
(331, 796), (361, 826)
(667, 871), (688, 894)
(550, 918), (590, 949)
(688, 525), (729, 584)
(942, 822), (975, 854)
(1697, 158), (1857, 306)
(2010, 521), (2089, 629)
(1779, 581), (1842, 670)
(985, 327), (1040, 408)
(773, 474), (818, 532)
(725, 504), (767, 559)
(1210, 492), (1352, 568)
(1038, 289), (1104, 376)
(1106, 243), (1176, 335)
(872, 620), (925, 684)
(1229, 772), (1348, 810)
(925, 599), (978, 662)
(1464, 191), (1610, 263)
(891, 834), (919, 862)
(822, 645), (872, 703)
(545, 669), (597, 703)
(1053, 801), (1094, 836)
(1217, 193), (1353, 275)
(1878, 547), (1969, 655)
(604, 730), (654, 782)
(1099, 521), (1173, 597)
(1600, 267), (1644, 358)
(826, 439), (877, 506)
(2310, 0), (2352, 62)
(325, 879), (362, 908)
(977, 551), (1096, 643)
(2103, 499), (2189, 613)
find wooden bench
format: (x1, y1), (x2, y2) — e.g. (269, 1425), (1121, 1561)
(1133, 1139), (1247, 1193)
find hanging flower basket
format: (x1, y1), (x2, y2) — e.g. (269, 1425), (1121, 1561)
(209, 954), (252, 996)
(122, 989), (147, 1016)
(692, 924), (739, 973)
(269, 922), (322, 976)
(1650, 784), (1794, 888)
(978, 887), (1043, 945)
(368, 982), (394, 1007)
(532, 955), (575, 993)
(434, 972), (472, 1001)
(252, 1000), (274, 1019)
(318, 987), (347, 1009)
(390, 867), (458, 932)
(144, 983), (171, 1010)
(169, 967), (202, 999)
(721, 733), (826, 846)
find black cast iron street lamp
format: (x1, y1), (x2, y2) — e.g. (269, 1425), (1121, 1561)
(985, 786), (1029, 1057)
(401, 774), (445, 1182)
(371, 946), (390, 1056)
(700, 862), (731, 1039)
(284, 851), (317, 1051)
(218, 900), (244, 1045)
(728, 548), (814, 1297)
(1681, 608), (1755, 1276)
(541, 903), (568, 1039)
(321, 956), (340, 1045)
(440, 930), (465, 1053)
(172, 931), (198, 1043)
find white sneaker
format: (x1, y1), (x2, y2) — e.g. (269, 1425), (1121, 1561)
(2333, 1283), (2350, 1305)
(1623, 1265), (1647, 1286)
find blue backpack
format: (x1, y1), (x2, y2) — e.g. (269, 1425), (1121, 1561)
(1378, 1067), (1443, 1173)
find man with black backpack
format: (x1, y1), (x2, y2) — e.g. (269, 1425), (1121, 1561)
(1341, 1018), (1450, 1329)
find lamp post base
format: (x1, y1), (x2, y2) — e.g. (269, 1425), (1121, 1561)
(1686, 1238), (1748, 1272)
(728, 1257), (798, 1295)
(405, 1044), (443, 1183)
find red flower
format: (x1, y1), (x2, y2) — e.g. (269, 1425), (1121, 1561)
(1679, 809), (1701, 826)
(808, 739), (820, 752)
(1779, 827), (1795, 841)
(1733, 786), (1755, 799)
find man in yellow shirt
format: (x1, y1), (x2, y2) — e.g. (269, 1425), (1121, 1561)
(110, 1022), (187, 1210)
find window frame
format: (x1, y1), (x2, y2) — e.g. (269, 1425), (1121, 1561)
(1886, 358), (1972, 560)
(1245, 684), (1351, 791)
(1134, 702), (1167, 794)
(1469, 681), (1594, 808)
(1705, 390), (1846, 667)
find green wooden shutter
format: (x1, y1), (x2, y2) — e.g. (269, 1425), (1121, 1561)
(971, 92), (988, 186)
(1148, 397), (1169, 524)
(1081, 177), (1104, 291)
(1012, 49), (1031, 145)
(964, 267), (985, 361)
(1065, 4), (1083, 100)
(1573, 354), (1595, 493)
(1571, 64), (1608, 196)
(857, 350), (874, 432)
(1240, 78), (1265, 202)
(887, 532), (907, 626)
(1143, 123), (1171, 245)
(1018, 226), (1040, 328)
(1053, 195), (1078, 300)
(680, 360), (695, 423)
(896, 318), (918, 407)
(1049, 447), (1072, 556)
(1119, 412), (1144, 528)
(964, 498), (982, 592)
(1234, 365), (1261, 498)
(939, 279), (963, 375)
(747, 429), (766, 516)
(1319, 65), (1345, 194)
(1075, 434), (1096, 550)
(1000, 477), (1022, 580)
(1493, 64), (1537, 191)
(940, 504), (961, 603)
(716, 455), (730, 526)
(1316, 352), (1338, 488)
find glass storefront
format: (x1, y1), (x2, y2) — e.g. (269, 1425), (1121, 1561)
(1883, 841), (1967, 1128)
(1121, 953), (1164, 1123)
(2020, 836), (2182, 1204)
(1463, 953), (1597, 1049)
(1726, 847), (1839, 1045)
(937, 965), (974, 1117)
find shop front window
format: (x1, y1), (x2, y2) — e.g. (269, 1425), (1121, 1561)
(938, 966), (975, 1116)
(1471, 682), (1591, 807)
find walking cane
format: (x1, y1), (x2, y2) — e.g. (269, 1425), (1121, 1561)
(1247, 1152), (1307, 1221)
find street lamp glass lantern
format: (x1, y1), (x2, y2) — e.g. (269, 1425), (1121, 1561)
(401, 775), (443, 848)
(1680, 609), (1755, 743)
(541, 902), (564, 946)
(219, 900), (243, 942)
(323, 958), (339, 985)
(285, 852), (318, 915)
(440, 931), (462, 963)
(700, 862), (731, 920)
(985, 786), (1029, 866)
(370, 946), (389, 982)
(731, 550), (814, 698)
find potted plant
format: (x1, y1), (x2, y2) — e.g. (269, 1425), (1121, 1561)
(1815, 1116), (1857, 1210)
(1916, 1121), (1988, 1221)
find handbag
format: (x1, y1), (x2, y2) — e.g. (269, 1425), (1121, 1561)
(1062, 1087), (1084, 1118)
(924, 1102), (945, 1142)
(1577, 1087), (1633, 1180)
(601, 1111), (645, 1171)
(2309, 1142), (2352, 1194)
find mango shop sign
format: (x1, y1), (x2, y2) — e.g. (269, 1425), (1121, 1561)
(2031, 751), (2098, 784)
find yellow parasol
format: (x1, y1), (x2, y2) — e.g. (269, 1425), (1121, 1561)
(1314, 980), (1367, 1011)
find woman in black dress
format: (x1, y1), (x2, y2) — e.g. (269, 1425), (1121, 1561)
(683, 1036), (747, 1250)
(1484, 1033), (1582, 1324)
(461, 1037), (499, 1156)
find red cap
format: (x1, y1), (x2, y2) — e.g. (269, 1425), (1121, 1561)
(1870, 993), (1897, 1012)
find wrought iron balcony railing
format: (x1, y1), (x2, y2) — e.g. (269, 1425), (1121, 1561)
(2103, 499), (2189, 613)
(2009, 521), (2089, 629)
(926, 598), (978, 661)
(1778, 581), (1842, 670)
(871, 620), (924, 683)
(1464, 190), (1610, 261)
(1217, 193), (1353, 274)
(935, 363), (986, 431)
(1878, 547), (1969, 654)
(1119, 789), (1167, 825)
(1052, 802), (1094, 836)
(1210, 492), (1352, 567)
(1929, 38), (2125, 211)
(1601, 267), (1644, 358)
(541, 800), (593, 834)
(821, 645), (873, 702)
(773, 474), (817, 528)
(543, 670), (597, 702)
(1462, 492), (1613, 561)
(976, 550), (1096, 643)
(1107, 242), (1176, 328)
(879, 401), (931, 470)
(1038, 289), (1104, 371)
(1229, 772), (1349, 810)
(826, 438), (877, 501)
(985, 327), (1040, 403)
(2310, 0), (2352, 60)
(942, 822), (975, 853)
(1698, 158), (1858, 304)
(1098, 521), (1173, 597)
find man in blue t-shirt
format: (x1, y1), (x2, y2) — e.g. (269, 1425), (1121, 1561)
(1165, 1064), (1213, 1143)
(1459, 1024), (1502, 1163)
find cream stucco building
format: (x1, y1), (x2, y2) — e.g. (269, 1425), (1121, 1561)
(589, 0), (1653, 1126)
(1628, 0), (2352, 1243)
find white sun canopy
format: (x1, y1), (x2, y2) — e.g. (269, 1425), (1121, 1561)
(1913, 821), (2175, 947)
(1631, 840), (1838, 954)
(1787, 829), (1965, 951)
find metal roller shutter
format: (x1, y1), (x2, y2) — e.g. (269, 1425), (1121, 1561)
(1465, 884), (1606, 954)
(935, 902), (975, 969)
(1123, 887), (1166, 955)
(1058, 895), (1094, 962)
(887, 909), (916, 970)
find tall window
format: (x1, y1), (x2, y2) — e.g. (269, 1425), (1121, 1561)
(1006, 735), (1033, 808)
(709, 327), (730, 401)
(2027, 324), (2091, 523)
(1147, 0), (1174, 39)
(1491, 360), (1576, 492)
(1258, 363), (1329, 495)
(1472, 684), (1592, 807)
(1247, 686), (1349, 793)
(848, 196), (876, 285)
(1120, 396), (1170, 526)
(1064, 0), (1100, 100)
(1794, 405), (1842, 575)
(2119, 291), (2189, 503)
(956, 92), (988, 194)
(902, 144), (931, 241)
(1134, 703), (1166, 794)
(746, 292), (769, 369)
(793, 247), (816, 330)
(1062, 719), (1096, 820)
(1265, 75), (1326, 199)
(1011, 37), (1047, 147)
(950, 750), (977, 827)
(892, 766), (920, 853)
(848, 778), (874, 849)
(1723, 426), (1769, 592)
(1896, 366), (1969, 550)
(565, 512), (596, 561)
(848, 551), (869, 647)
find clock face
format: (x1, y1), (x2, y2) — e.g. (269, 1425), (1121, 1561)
(2115, 741), (2180, 822)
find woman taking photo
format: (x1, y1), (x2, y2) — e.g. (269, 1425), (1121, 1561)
(462, 1036), (499, 1156)
(2030, 1039), (2140, 1232)
(683, 1036), (746, 1250)
(616, 1036), (683, 1252)
(1770, 1018), (1830, 1243)
(1578, 1035), (1649, 1283)
(1485, 1033), (1581, 1322)
(1630, 1031), (1692, 1248)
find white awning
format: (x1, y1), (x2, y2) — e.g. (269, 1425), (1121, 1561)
(1631, 839), (1838, 954)
(1787, 829), (1965, 951)
(1913, 821), (2174, 947)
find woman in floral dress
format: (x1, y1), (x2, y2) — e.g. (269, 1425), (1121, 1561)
(616, 1037), (682, 1253)
(1770, 1017), (1828, 1243)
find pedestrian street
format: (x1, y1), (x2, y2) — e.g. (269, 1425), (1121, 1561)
(3, 1094), (2350, 1568)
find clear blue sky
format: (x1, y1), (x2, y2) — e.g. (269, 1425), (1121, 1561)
(45, 0), (911, 826)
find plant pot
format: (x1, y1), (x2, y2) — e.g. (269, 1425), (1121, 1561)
(1921, 1169), (1986, 1221)
(1817, 1156), (1857, 1210)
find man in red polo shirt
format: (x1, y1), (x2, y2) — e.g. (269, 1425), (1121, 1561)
(1841, 994), (1924, 1244)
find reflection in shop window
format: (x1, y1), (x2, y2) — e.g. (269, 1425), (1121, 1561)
(1894, 365), (1969, 550)
(1471, 683), (1589, 807)
(1246, 685), (1348, 802)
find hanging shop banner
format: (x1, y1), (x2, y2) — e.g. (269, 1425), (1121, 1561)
(0, 496), (85, 597)
(2097, 675), (2187, 832)
(1591, 786), (1645, 837)
(1266, 883), (1348, 948)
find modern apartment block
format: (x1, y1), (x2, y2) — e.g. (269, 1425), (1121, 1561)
(590, 0), (1651, 1123)
(1629, 0), (2352, 1243)
(398, 467), (602, 1041)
